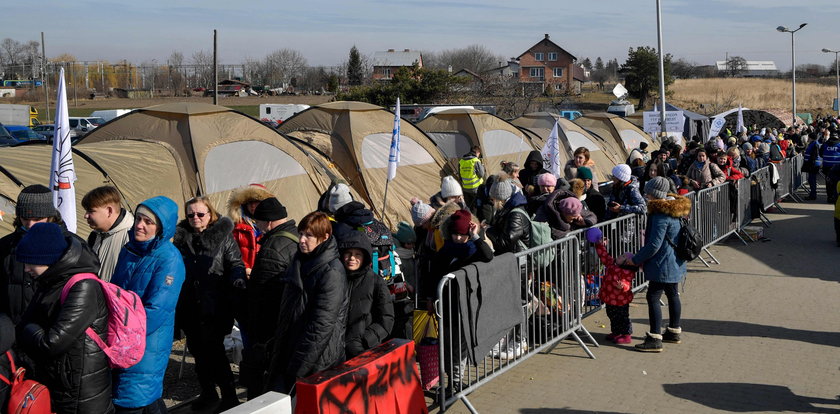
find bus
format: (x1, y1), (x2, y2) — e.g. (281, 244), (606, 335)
(1, 80), (43, 88)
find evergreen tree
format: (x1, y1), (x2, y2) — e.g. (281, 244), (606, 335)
(347, 45), (363, 86)
(581, 57), (592, 70)
(620, 46), (673, 109)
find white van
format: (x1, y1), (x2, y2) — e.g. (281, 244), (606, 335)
(68, 117), (106, 136)
(259, 104), (310, 124)
(90, 109), (134, 122)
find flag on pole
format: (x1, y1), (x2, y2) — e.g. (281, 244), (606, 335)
(387, 98), (400, 181)
(736, 104), (745, 134)
(540, 117), (561, 178)
(50, 67), (77, 233)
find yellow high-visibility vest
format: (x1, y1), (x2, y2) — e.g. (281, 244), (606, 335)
(459, 157), (483, 189)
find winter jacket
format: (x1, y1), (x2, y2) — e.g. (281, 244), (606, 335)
(632, 194), (691, 284)
(607, 176), (647, 218)
(110, 196), (185, 408)
(337, 232), (394, 359)
(227, 186), (274, 270)
(18, 237), (113, 414)
(563, 158), (599, 182)
(541, 190), (598, 240)
(1, 226), (94, 325)
(0, 313), (12, 409)
(246, 220), (299, 344)
(428, 236), (494, 298)
(87, 209), (134, 282)
(486, 192), (531, 254)
(717, 158), (745, 181)
(583, 186), (607, 222)
(267, 238), (349, 394)
(595, 243), (636, 306)
(686, 160), (726, 190)
(173, 217), (245, 329)
(520, 150), (550, 192)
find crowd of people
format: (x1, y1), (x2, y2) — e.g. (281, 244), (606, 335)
(0, 114), (837, 413)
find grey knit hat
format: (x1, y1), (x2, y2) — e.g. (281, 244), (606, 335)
(16, 184), (58, 219)
(328, 183), (353, 213)
(410, 197), (434, 226)
(440, 176), (463, 198)
(644, 176), (671, 200)
(489, 179), (513, 202)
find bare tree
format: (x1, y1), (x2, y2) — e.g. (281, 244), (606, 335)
(191, 50), (214, 89)
(725, 56), (747, 77)
(428, 44), (504, 74)
(168, 51), (185, 95)
(261, 48), (308, 89)
(671, 58), (697, 79)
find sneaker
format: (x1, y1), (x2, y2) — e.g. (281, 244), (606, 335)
(663, 327), (682, 344)
(498, 338), (528, 360)
(614, 334), (632, 344)
(634, 333), (663, 352)
(491, 337), (507, 358)
(605, 333), (618, 343)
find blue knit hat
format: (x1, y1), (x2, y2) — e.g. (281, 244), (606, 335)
(16, 222), (67, 265)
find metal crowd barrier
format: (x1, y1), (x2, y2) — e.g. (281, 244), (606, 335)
(435, 236), (595, 413)
(734, 177), (753, 241)
(774, 161), (792, 204)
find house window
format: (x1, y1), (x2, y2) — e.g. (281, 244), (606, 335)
(534, 52), (544, 61)
(383, 68), (391, 78)
(548, 52), (558, 61)
(554, 84), (563, 91)
(553, 67), (563, 77)
(529, 67), (544, 78)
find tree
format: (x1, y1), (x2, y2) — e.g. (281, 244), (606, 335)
(606, 58), (620, 80)
(671, 58), (697, 79)
(337, 64), (465, 106)
(620, 46), (673, 109)
(725, 56), (747, 77)
(347, 46), (363, 86)
(168, 51), (185, 95)
(191, 50), (214, 88)
(261, 48), (308, 88)
(591, 57), (608, 89)
(581, 57), (592, 71)
(427, 44), (503, 74)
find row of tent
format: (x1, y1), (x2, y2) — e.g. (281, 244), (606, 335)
(0, 101), (788, 235)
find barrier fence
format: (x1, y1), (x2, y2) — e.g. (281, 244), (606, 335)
(434, 154), (806, 413)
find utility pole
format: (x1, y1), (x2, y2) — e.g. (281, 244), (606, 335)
(655, 0), (667, 136)
(41, 32), (50, 122)
(71, 62), (78, 107)
(213, 29), (218, 105)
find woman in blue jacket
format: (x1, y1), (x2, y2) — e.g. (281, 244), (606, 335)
(627, 177), (689, 353)
(110, 196), (185, 413)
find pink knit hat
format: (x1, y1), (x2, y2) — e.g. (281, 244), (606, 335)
(557, 197), (582, 215)
(537, 173), (557, 187)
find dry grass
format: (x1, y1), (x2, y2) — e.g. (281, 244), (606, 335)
(669, 78), (838, 116)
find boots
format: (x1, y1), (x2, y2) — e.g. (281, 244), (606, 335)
(614, 334), (632, 344)
(634, 333), (663, 352)
(190, 387), (219, 410)
(663, 327), (682, 344)
(605, 333), (618, 343)
(215, 382), (241, 413)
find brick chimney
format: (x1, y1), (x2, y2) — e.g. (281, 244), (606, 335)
(544, 33), (550, 39)
(388, 49), (395, 52)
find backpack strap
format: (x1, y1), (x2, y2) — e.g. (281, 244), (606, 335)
(60, 273), (100, 303)
(0, 351), (14, 385)
(275, 231), (299, 244)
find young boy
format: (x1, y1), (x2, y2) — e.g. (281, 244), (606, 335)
(82, 186), (134, 282)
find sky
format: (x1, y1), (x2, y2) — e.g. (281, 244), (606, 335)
(5, 0), (840, 71)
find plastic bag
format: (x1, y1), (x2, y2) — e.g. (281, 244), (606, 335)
(412, 310), (438, 344)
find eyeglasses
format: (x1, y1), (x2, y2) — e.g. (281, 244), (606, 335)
(187, 212), (207, 218)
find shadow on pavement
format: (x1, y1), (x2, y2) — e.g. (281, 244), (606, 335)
(663, 382), (840, 412)
(520, 409), (632, 414)
(671, 318), (840, 347)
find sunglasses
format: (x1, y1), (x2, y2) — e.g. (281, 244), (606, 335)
(187, 212), (207, 218)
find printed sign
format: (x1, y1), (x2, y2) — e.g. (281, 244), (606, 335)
(643, 111), (684, 134)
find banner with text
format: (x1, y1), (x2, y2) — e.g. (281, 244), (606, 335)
(643, 110), (684, 134)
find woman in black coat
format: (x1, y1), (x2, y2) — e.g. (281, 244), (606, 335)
(485, 177), (531, 254)
(337, 231), (394, 359)
(173, 197), (246, 411)
(16, 223), (113, 414)
(267, 212), (349, 395)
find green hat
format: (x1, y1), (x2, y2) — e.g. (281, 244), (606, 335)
(577, 166), (593, 180)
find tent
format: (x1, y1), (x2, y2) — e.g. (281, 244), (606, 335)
(511, 112), (622, 183)
(415, 108), (537, 176)
(713, 108), (792, 133)
(573, 113), (661, 161)
(0, 103), (339, 235)
(277, 101), (451, 227)
(666, 103), (710, 141)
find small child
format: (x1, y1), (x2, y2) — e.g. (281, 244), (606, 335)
(587, 227), (638, 344)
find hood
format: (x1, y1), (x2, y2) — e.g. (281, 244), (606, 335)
(336, 230), (372, 271)
(525, 150), (544, 168)
(504, 191), (528, 210)
(37, 237), (101, 286)
(334, 201), (374, 228)
(133, 196), (179, 248)
(431, 200), (461, 230)
(647, 194), (691, 218)
(108, 210), (134, 235)
(461, 152), (477, 160)
(174, 216), (235, 251)
(226, 185), (274, 223)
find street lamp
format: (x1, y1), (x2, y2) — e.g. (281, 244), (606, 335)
(777, 23), (807, 124)
(822, 48), (840, 117)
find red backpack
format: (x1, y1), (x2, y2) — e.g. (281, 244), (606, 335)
(0, 351), (52, 414)
(60, 273), (147, 369)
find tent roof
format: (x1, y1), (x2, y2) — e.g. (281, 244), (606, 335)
(316, 101), (382, 112)
(141, 102), (230, 115)
(664, 103), (708, 121)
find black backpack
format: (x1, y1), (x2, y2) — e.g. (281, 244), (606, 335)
(665, 218), (702, 262)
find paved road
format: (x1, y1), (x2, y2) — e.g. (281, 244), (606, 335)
(433, 198), (840, 414)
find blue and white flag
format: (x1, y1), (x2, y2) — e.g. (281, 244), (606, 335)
(50, 67), (77, 233)
(540, 117), (561, 177)
(387, 98), (400, 181)
(736, 104), (746, 134)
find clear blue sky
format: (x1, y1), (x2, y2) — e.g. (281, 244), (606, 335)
(6, 0), (840, 70)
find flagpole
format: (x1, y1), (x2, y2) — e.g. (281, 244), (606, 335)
(382, 98), (401, 222)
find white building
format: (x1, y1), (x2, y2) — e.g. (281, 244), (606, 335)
(715, 60), (778, 77)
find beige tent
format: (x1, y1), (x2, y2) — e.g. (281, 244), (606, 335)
(511, 112), (622, 183)
(277, 101), (451, 227)
(574, 113), (661, 161)
(416, 108), (537, 176)
(0, 103), (339, 235)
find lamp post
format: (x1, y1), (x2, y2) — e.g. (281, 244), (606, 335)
(656, 0), (667, 136)
(822, 48), (840, 117)
(777, 23), (807, 124)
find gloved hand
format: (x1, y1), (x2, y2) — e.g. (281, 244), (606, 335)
(233, 278), (246, 290)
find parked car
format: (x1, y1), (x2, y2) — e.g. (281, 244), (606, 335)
(0, 126), (21, 146)
(32, 124), (56, 140)
(4, 125), (46, 142)
(68, 116), (106, 136)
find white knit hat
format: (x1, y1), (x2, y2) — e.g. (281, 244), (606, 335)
(440, 176), (463, 198)
(611, 164), (632, 182)
(328, 183), (353, 213)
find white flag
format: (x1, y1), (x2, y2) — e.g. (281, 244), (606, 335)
(387, 98), (400, 181)
(50, 67), (77, 233)
(736, 104), (745, 134)
(708, 116), (726, 138)
(540, 117), (561, 178)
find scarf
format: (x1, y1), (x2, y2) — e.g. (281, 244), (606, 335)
(441, 239), (478, 262)
(694, 160), (706, 170)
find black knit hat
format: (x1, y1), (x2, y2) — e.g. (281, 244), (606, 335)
(252, 197), (287, 221)
(16, 184), (58, 219)
(16, 222), (67, 265)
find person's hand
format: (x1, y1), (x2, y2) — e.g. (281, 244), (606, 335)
(469, 221), (479, 237)
(480, 220), (490, 230)
(625, 258), (636, 266)
(426, 299), (436, 313)
(600, 238), (608, 248)
(233, 278), (246, 290)
(245, 268), (252, 279)
(609, 203), (621, 213)
(572, 215), (586, 226)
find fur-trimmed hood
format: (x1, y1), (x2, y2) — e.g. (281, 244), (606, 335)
(226, 185), (274, 223)
(174, 216), (235, 252)
(430, 200), (461, 231)
(647, 194), (691, 218)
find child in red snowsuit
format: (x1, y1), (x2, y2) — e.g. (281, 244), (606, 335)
(587, 227), (638, 344)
